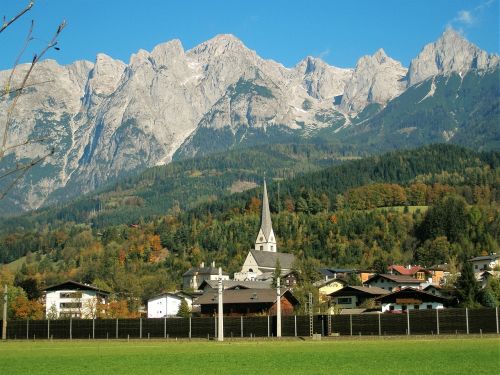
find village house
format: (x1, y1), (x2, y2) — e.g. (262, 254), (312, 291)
(43, 280), (110, 319)
(182, 261), (229, 290)
(147, 291), (193, 318)
(376, 287), (448, 313)
(196, 288), (298, 317)
(198, 279), (272, 291)
(328, 285), (388, 310)
(468, 254), (499, 272)
(314, 278), (347, 303)
(427, 264), (451, 285)
(364, 274), (423, 292)
(388, 265), (432, 282)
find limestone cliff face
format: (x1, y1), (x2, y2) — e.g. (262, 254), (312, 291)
(0, 30), (497, 213)
(340, 49), (407, 113)
(407, 29), (500, 87)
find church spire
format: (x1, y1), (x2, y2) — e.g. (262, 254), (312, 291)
(255, 179), (277, 252)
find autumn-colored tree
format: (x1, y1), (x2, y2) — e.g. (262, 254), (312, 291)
(11, 295), (44, 320)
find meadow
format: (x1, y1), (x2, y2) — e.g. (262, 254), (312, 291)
(0, 336), (498, 374)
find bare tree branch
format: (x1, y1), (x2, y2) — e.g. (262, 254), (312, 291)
(0, 1), (34, 34)
(1, 20), (66, 159)
(0, 79), (53, 98)
(4, 20), (34, 95)
(0, 148), (54, 200)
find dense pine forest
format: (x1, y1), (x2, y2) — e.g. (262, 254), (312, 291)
(1, 144), (499, 317)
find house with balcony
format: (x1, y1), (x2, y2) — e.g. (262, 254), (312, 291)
(43, 280), (110, 319)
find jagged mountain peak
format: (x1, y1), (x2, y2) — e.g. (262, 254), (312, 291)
(407, 27), (500, 86)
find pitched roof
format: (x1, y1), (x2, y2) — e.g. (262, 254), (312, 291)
(260, 179), (273, 241)
(43, 280), (110, 294)
(249, 249), (295, 269)
(314, 278), (348, 288)
(182, 267), (229, 277)
(329, 285), (389, 298)
(375, 287), (448, 303)
(366, 274), (422, 284)
(196, 288), (298, 305)
(199, 280), (272, 290)
(388, 265), (430, 276)
(468, 254), (500, 262)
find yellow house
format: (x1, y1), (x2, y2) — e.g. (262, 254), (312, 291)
(315, 278), (348, 303)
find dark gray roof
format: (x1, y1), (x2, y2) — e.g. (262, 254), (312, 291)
(182, 267), (229, 277)
(43, 280), (110, 294)
(199, 280), (272, 290)
(329, 286), (389, 297)
(376, 287), (448, 303)
(468, 254), (499, 262)
(196, 288), (298, 305)
(260, 180), (273, 241)
(366, 274), (422, 284)
(249, 249), (295, 269)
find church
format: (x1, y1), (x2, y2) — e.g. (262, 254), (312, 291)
(234, 180), (295, 281)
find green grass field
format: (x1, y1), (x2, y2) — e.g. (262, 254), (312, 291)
(0, 336), (498, 374)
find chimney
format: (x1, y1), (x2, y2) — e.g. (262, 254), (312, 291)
(212, 261), (215, 268)
(201, 262), (205, 268)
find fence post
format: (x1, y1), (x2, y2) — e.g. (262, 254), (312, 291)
(267, 315), (270, 337)
(164, 317), (166, 339)
(406, 309), (410, 336)
(466, 308), (469, 334)
(294, 315), (297, 337)
(240, 316), (243, 338)
(116, 318), (118, 339)
(436, 309), (440, 335)
(47, 319), (50, 340)
(140, 318), (142, 339)
(70, 318), (72, 340)
(26, 319), (29, 340)
(496, 307), (499, 334)
(378, 313), (381, 336)
(92, 318), (95, 339)
(189, 317), (191, 339)
(350, 314), (353, 336)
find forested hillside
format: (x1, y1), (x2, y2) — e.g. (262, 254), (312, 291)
(1, 144), (498, 313)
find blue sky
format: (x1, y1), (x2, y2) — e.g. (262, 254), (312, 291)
(1, 0), (499, 70)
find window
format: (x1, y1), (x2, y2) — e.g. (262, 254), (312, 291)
(402, 305), (407, 311)
(260, 246), (263, 250)
(60, 302), (82, 309)
(474, 265), (478, 269)
(337, 297), (352, 304)
(427, 304), (433, 310)
(260, 237), (263, 241)
(389, 306), (395, 311)
(60, 292), (82, 299)
(414, 305), (420, 310)
(388, 287), (393, 292)
(271, 246), (274, 251)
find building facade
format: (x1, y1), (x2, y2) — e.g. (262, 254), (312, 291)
(44, 280), (109, 319)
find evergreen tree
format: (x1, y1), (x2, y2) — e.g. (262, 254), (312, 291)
(176, 298), (191, 318)
(455, 261), (480, 307)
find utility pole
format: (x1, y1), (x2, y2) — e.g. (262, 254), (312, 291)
(276, 277), (281, 338)
(217, 267), (224, 342)
(2, 284), (7, 340)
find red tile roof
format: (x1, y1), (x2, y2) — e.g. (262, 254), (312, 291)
(388, 265), (429, 276)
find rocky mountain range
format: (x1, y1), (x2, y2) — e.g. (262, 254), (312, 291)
(0, 29), (498, 214)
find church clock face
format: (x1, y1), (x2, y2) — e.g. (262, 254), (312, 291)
(260, 237), (263, 241)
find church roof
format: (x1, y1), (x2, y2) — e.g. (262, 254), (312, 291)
(260, 180), (273, 241)
(182, 267), (229, 277)
(250, 249), (295, 269)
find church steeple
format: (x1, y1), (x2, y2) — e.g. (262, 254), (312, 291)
(255, 179), (277, 252)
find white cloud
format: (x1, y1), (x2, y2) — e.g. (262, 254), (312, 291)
(456, 10), (474, 26)
(449, 0), (496, 29)
(318, 48), (330, 59)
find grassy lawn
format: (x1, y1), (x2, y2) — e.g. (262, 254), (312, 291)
(0, 336), (498, 374)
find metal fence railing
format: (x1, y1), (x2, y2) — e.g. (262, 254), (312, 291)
(1, 308), (498, 340)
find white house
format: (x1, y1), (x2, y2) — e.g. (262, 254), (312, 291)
(147, 292), (193, 318)
(234, 179), (295, 281)
(376, 288), (447, 313)
(43, 280), (109, 319)
(469, 254), (499, 272)
(182, 261), (229, 290)
(364, 274), (423, 292)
